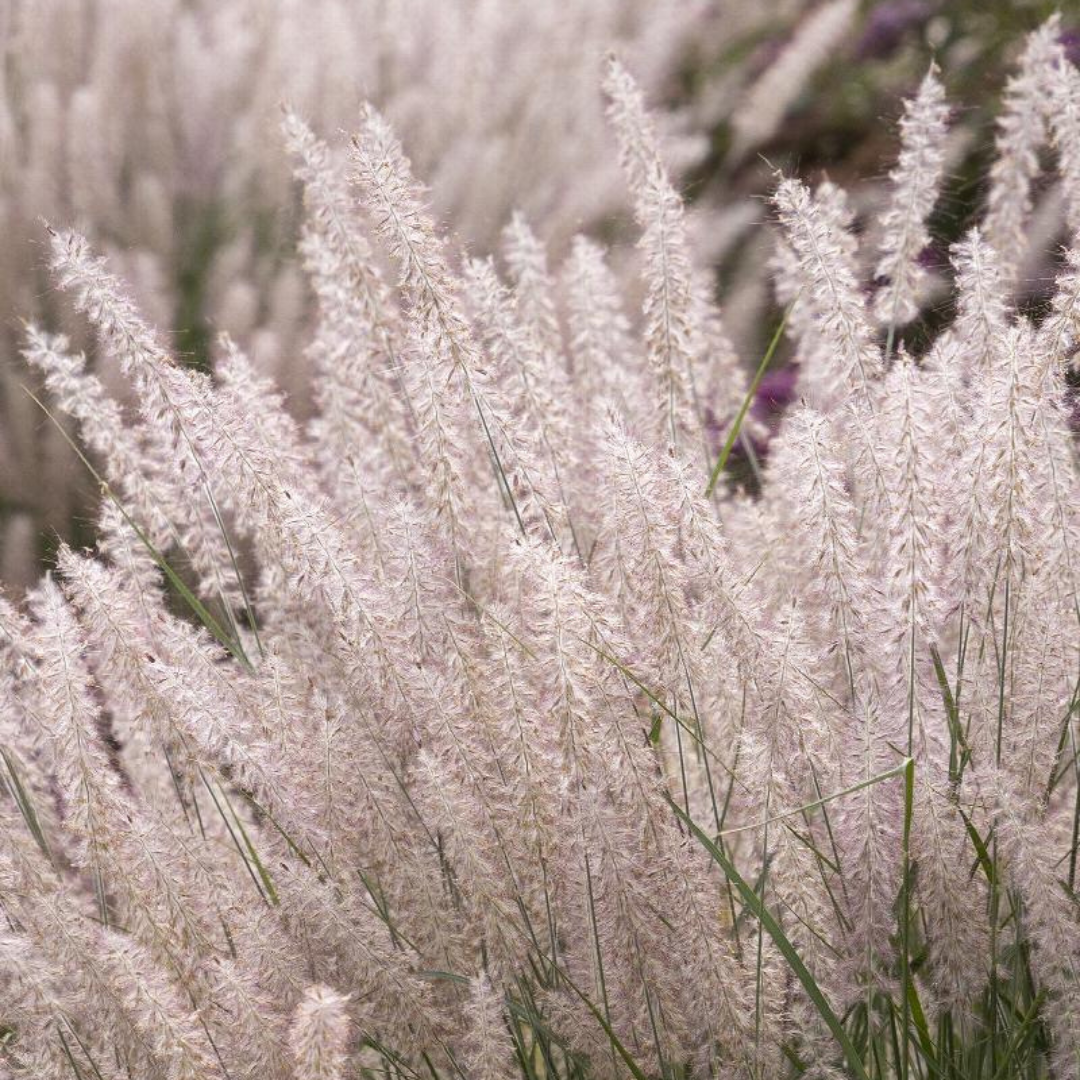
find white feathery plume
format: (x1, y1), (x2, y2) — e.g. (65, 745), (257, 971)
(913, 781), (992, 1020)
(412, 743), (526, 981)
(55, 546), (327, 860)
(765, 405), (877, 705)
(5, 30), (1080, 1078)
(17, 594), (305, 1078)
(561, 234), (646, 417)
(400, 322), (491, 571)
(0, 597), (62, 841)
(21, 578), (227, 972)
(465, 255), (578, 552)
(460, 976), (516, 1080)
(1048, 52), (1080, 237)
(771, 179), (859, 409)
(829, 692), (906, 1004)
(215, 334), (316, 495)
(289, 985), (351, 1080)
(604, 56), (705, 455)
(499, 534), (621, 787)
(94, 497), (164, 601)
(594, 420), (722, 772)
(774, 176), (882, 407)
(348, 106), (495, 564)
(39, 362), (480, 980)
(46, 232), (249, 613)
(0, 845), (223, 1080)
(351, 104), (556, 557)
(21, 327), (173, 550)
(871, 355), (950, 763)
(761, 404), (901, 993)
(988, 770), (1080, 1077)
(0, 926), (100, 1080)
(873, 64), (950, 330)
(947, 228), (1008, 380)
(502, 211), (563, 358)
(867, 355), (998, 1012)
(1037, 242), (1080, 378)
(569, 786), (699, 1073)
(272, 856), (451, 1055)
(283, 109), (416, 495)
(971, 324), (1049, 600)
(282, 108), (401, 358)
(770, 401), (910, 999)
(734, 600), (847, 1072)
(866, 361), (993, 1014)
(349, 104), (477, 367)
(688, 267), (750, 438)
(211, 956), (294, 1080)
(1033, 388), (1080, 624)
(56, 548), (454, 1048)
(601, 54), (666, 195)
(45, 233), (418, 728)
(20, 328), (244, 633)
(984, 16), (1067, 288)
(500, 534), (755, 1072)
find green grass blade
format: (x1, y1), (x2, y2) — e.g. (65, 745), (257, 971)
(200, 772), (271, 904)
(705, 302), (793, 498)
(0, 745), (53, 863)
(218, 782), (279, 906)
(956, 804), (996, 886)
(899, 756), (915, 1080)
(58, 1016), (108, 1080)
(718, 758), (912, 839)
(905, 979), (938, 1074)
(668, 795), (870, 1080)
(23, 384), (252, 670)
(929, 644), (968, 784)
(55, 1024), (86, 1080)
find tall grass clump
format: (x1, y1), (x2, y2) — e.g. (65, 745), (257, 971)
(3, 21), (1080, 1080)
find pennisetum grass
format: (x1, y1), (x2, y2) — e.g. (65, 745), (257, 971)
(1, 17), (1080, 1080)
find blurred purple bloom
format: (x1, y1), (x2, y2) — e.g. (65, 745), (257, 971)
(752, 365), (798, 420)
(855, 0), (932, 60)
(916, 238), (948, 271)
(1059, 28), (1080, 67)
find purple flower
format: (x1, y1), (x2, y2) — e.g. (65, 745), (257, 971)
(855, 0), (932, 60)
(916, 238), (948, 271)
(752, 365), (799, 419)
(1059, 27), (1080, 67)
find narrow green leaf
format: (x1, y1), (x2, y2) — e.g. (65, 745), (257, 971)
(648, 710), (663, 746)
(719, 759), (912, 839)
(200, 772), (271, 904)
(0, 746), (53, 863)
(56, 1025), (86, 1080)
(905, 981), (937, 1073)
(220, 783), (279, 906)
(22, 384), (252, 669)
(668, 795), (870, 1080)
(58, 1016), (108, 1080)
(705, 301), (793, 498)
(899, 756), (916, 1080)
(956, 804), (996, 886)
